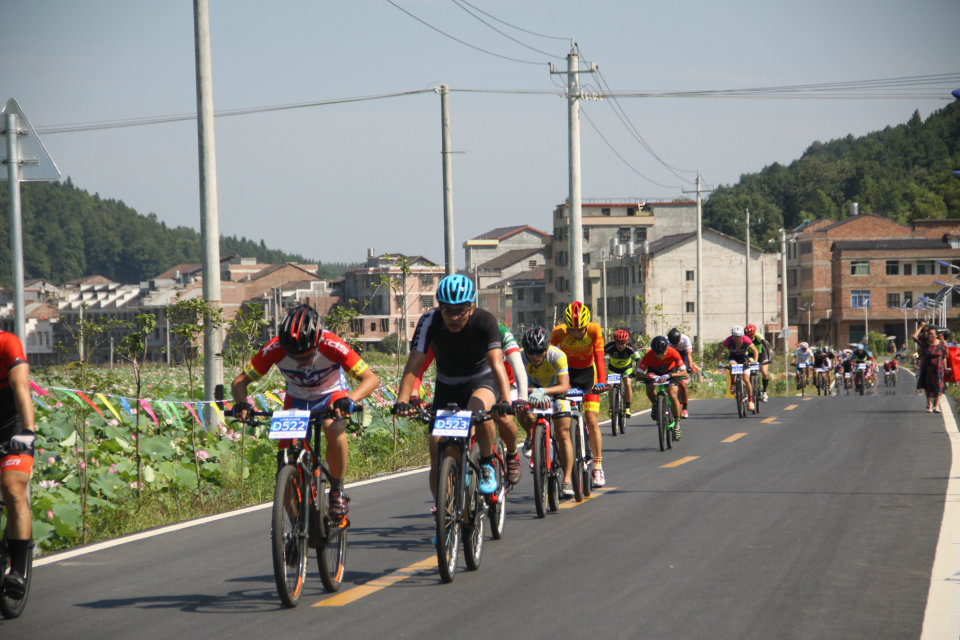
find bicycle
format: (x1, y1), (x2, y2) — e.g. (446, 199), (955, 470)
(726, 363), (749, 419)
(648, 375), (676, 451)
(608, 372), (627, 437)
(855, 362), (867, 395)
(0, 445), (31, 619)
(529, 401), (562, 518)
(218, 389), (359, 608)
(565, 389), (594, 502)
(748, 362), (762, 415)
(796, 363), (808, 396)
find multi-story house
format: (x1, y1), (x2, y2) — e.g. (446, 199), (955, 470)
(340, 250), (445, 346)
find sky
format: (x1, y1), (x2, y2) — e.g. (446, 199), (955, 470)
(2, 0), (958, 267)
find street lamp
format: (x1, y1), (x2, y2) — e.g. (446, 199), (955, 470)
(801, 301), (815, 343)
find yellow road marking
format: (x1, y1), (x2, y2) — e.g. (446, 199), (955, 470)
(660, 456), (699, 468)
(803, 397), (813, 401)
(722, 433), (747, 443)
(784, 404), (798, 411)
(761, 417), (777, 423)
(559, 486), (616, 509)
(314, 556), (436, 607)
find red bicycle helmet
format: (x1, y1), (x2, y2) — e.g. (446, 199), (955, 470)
(744, 324), (757, 336)
(614, 329), (629, 342)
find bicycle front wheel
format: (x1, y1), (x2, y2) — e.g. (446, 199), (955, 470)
(272, 465), (309, 608)
(436, 455), (461, 583)
(0, 537), (31, 619)
(316, 481), (347, 593)
(572, 418), (585, 502)
(489, 439), (507, 540)
(610, 388), (620, 437)
(735, 378), (745, 419)
(657, 393), (668, 452)
(462, 449), (484, 571)
(532, 424), (548, 519)
(547, 437), (561, 512)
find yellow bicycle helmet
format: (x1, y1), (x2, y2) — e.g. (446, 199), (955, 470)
(563, 301), (591, 328)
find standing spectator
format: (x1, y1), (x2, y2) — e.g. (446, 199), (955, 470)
(913, 322), (947, 413)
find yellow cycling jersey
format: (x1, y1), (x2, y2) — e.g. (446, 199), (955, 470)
(522, 345), (569, 388)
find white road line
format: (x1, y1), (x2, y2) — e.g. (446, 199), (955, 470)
(921, 396), (960, 639)
(34, 466), (429, 567)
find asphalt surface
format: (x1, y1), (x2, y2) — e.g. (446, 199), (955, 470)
(6, 377), (954, 639)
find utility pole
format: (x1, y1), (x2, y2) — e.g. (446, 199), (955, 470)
(194, 0), (223, 420)
(439, 85), (455, 276)
(745, 208), (750, 323)
(780, 228), (790, 394)
(683, 173), (713, 363)
(551, 43), (596, 303)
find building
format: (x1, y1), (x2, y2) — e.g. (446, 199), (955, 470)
(340, 250), (445, 345)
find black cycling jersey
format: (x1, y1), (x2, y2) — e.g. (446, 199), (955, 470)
(410, 307), (501, 383)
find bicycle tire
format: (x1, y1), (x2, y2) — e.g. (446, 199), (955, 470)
(619, 382), (627, 434)
(735, 377), (745, 419)
(462, 448), (484, 571)
(436, 455), (461, 583)
(750, 373), (761, 414)
(572, 417), (585, 502)
(664, 394), (674, 449)
(489, 439), (507, 540)
(547, 440), (560, 513)
(272, 464), (309, 608)
(610, 386), (620, 437)
(316, 479), (347, 593)
(532, 424), (548, 519)
(0, 536), (31, 619)
(657, 393), (668, 452)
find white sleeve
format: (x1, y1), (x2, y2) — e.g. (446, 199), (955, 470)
(506, 349), (528, 400)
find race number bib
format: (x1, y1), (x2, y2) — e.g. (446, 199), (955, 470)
(730, 364), (744, 375)
(432, 410), (472, 438)
(858, 363), (867, 370)
(749, 363), (760, 372)
(607, 373), (622, 384)
(269, 409), (310, 440)
(798, 362), (807, 369)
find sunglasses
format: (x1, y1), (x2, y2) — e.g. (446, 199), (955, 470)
(440, 304), (472, 319)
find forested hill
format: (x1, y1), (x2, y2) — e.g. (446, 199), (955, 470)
(0, 179), (356, 286)
(703, 100), (960, 246)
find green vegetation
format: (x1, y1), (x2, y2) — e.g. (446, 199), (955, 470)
(704, 101), (960, 245)
(0, 178), (357, 285)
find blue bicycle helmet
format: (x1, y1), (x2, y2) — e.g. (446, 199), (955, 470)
(436, 274), (476, 305)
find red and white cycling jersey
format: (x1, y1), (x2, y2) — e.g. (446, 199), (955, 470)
(243, 332), (369, 402)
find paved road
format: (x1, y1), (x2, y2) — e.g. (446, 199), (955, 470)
(6, 378), (956, 639)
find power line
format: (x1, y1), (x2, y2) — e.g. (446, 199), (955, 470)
(451, 0), (565, 60)
(580, 108), (681, 190)
(455, 0), (569, 41)
(384, 0), (546, 66)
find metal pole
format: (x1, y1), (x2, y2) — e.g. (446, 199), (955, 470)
(745, 208), (750, 323)
(440, 85), (455, 276)
(4, 112), (25, 340)
(780, 228), (789, 394)
(601, 253), (608, 331)
(567, 45), (584, 302)
(696, 174), (703, 361)
(194, 0), (224, 418)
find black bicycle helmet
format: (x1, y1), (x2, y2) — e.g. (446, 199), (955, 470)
(278, 304), (321, 355)
(667, 328), (682, 345)
(522, 326), (550, 353)
(651, 335), (669, 355)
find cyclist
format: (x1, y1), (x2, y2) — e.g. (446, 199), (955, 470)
(637, 336), (688, 439)
(231, 304), (380, 523)
(667, 328), (697, 418)
(604, 329), (641, 418)
(812, 347), (830, 392)
(0, 330), (36, 599)
(719, 326), (759, 411)
(551, 301), (609, 487)
(792, 342), (814, 388)
(393, 274), (514, 499)
(414, 322), (527, 487)
(517, 327), (574, 498)
(743, 324), (772, 402)
(851, 343), (874, 386)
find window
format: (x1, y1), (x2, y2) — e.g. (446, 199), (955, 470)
(886, 260), (899, 275)
(533, 289), (543, 303)
(917, 261), (934, 275)
(686, 302), (695, 313)
(380, 318), (389, 332)
(787, 269), (798, 287)
(584, 253), (591, 265)
(626, 207), (638, 216)
(685, 270), (695, 282)
(635, 228), (647, 242)
(528, 260), (537, 268)
(850, 260), (870, 276)
(350, 319), (363, 333)
(617, 227), (631, 243)
(851, 290), (870, 308)
(886, 293), (901, 308)
(421, 295), (433, 310)
(516, 312), (525, 325)
(903, 263), (913, 276)
(419, 275), (434, 287)
(516, 288), (524, 301)
(601, 207), (611, 216)
(583, 228), (590, 241)
(369, 322), (376, 332)
(395, 295), (403, 310)
(800, 242), (813, 255)
(904, 291), (913, 307)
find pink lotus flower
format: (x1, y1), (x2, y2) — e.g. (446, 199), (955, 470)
(108, 463), (117, 474)
(46, 510), (54, 521)
(196, 449), (210, 461)
(47, 456), (56, 465)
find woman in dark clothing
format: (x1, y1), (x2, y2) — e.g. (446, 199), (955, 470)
(914, 323), (947, 412)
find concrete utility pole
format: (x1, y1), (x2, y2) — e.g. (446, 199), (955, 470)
(745, 208), (750, 323)
(439, 85), (455, 276)
(683, 173), (713, 363)
(193, 0), (223, 418)
(551, 43), (596, 304)
(780, 228), (790, 394)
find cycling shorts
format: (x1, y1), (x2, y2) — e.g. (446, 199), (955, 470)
(568, 366), (599, 412)
(278, 389), (349, 450)
(727, 353), (749, 365)
(430, 373), (497, 433)
(608, 364), (634, 377)
(0, 415), (34, 474)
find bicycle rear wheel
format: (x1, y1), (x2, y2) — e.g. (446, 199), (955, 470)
(751, 374), (761, 415)
(316, 480), (347, 593)
(272, 464), (309, 608)
(462, 449), (484, 571)
(532, 424), (548, 519)
(657, 393), (668, 451)
(436, 455), (461, 583)
(572, 417), (585, 502)
(489, 439), (507, 539)
(0, 535), (31, 619)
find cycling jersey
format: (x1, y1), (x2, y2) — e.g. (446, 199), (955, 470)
(671, 333), (694, 370)
(638, 347), (686, 377)
(498, 324), (521, 386)
(750, 332), (771, 360)
(723, 335), (753, 357)
(410, 307), (501, 383)
(551, 322), (606, 383)
(813, 353), (827, 368)
(794, 348), (813, 365)
(244, 331), (368, 402)
(604, 341), (640, 372)
(0, 331), (28, 425)
(523, 346), (569, 388)
(852, 349), (873, 363)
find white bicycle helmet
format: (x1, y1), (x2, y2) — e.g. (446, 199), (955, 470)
(731, 325), (744, 337)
